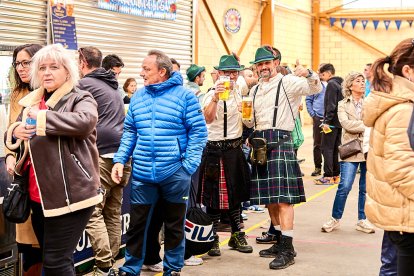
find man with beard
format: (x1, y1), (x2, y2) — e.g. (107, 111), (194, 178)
(78, 46), (131, 275)
(245, 45), (321, 270)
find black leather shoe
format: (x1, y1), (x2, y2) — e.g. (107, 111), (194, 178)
(256, 232), (278, 244)
(269, 236), (296, 270)
(311, 168), (322, 176)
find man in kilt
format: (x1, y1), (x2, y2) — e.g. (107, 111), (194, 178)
(198, 54), (253, 257)
(244, 46), (321, 269)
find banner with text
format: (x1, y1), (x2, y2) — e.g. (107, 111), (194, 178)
(50, 0), (78, 50)
(97, 0), (177, 20)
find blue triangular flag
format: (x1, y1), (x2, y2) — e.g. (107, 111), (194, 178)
(373, 20), (379, 30)
(330, 17), (336, 27)
(395, 20), (402, 30)
(361, 20), (368, 30)
(340, 18), (347, 28)
(351, 19), (358, 29)
(384, 20), (391, 30)
(408, 20), (413, 27)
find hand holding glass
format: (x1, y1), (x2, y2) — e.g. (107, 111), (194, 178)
(242, 96), (253, 120)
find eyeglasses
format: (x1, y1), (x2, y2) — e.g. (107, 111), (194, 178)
(221, 70), (239, 77)
(78, 48), (88, 65)
(12, 60), (31, 69)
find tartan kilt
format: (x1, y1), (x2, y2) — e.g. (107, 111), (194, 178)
(250, 129), (306, 205)
(197, 144), (251, 210)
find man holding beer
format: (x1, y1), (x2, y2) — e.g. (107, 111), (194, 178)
(244, 46), (321, 270)
(197, 54), (252, 257)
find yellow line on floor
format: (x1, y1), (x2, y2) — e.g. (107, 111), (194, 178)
(219, 183), (338, 246)
(155, 184), (338, 275)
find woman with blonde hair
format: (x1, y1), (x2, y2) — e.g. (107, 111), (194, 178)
(321, 71), (374, 234)
(6, 43), (102, 275)
(363, 38), (414, 276)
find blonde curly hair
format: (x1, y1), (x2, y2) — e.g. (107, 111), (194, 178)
(342, 71), (365, 97)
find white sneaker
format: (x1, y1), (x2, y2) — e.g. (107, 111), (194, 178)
(356, 219), (375, 234)
(321, 217), (340, 233)
(142, 261), (163, 272)
(184, 255), (203, 266)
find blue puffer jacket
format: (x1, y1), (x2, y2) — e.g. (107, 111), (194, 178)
(114, 72), (208, 183)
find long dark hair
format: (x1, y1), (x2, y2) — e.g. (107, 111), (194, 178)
(371, 38), (414, 93)
(11, 44), (43, 102)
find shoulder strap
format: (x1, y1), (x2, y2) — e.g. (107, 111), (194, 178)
(272, 78), (284, 128)
(223, 101), (227, 139)
(252, 84), (260, 129)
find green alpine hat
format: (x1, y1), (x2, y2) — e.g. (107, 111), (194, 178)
(186, 64), (206, 82)
(214, 55), (245, 71)
(250, 46), (279, 64)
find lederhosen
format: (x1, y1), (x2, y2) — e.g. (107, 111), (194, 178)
(198, 98), (251, 210)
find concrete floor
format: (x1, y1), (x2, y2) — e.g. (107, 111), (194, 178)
(114, 125), (383, 276)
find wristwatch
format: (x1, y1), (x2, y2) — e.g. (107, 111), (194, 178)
(306, 69), (313, 78)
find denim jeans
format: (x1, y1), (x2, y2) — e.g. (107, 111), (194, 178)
(331, 161), (367, 220)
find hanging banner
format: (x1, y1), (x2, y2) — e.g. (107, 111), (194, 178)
(329, 17), (336, 27)
(351, 19), (358, 29)
(97, 0), (177, 21)
(340, 18), (347, 28)
(361, 20), (368, 30)
(373, 20), (379, 30)
(408, 20), (413, 28)
(50, 0), (78, 50)
(395, 20), (402, 30)
(384, 20), (391, 30)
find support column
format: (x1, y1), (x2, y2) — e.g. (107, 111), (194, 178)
(312, 0), (320, 71)
(261, 0), (274, 46)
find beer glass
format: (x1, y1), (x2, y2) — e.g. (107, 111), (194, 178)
(219, 76), (230, 101)
(242, 96), (253, 120)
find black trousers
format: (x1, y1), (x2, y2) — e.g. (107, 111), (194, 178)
(31, 201), (94, 276)
(387, 231), (414, 276)
(312, 116), (323, 169)
(321, 127), (342, 177)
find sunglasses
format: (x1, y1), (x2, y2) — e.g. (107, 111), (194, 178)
(12, 60), (31, 69)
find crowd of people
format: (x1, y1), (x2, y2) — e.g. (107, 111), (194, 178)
(1, 37), (414, 276)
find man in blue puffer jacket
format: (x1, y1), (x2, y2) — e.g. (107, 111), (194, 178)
(111, 49), (208, 276)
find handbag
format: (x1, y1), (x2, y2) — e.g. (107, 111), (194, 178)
(185, 181), (214, 255)
(3, 171), (30, 223)
(338, 138), (362, 160)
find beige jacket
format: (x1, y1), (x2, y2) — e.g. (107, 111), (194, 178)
(363, 76), (414, 232)
(338, 96), (366, 162)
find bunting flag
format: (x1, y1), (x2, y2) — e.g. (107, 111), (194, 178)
(373, 20), (379, 30)
(384, 20), (391, 30)
(340, 18), (347, 28)
(330, 17), (336, 27)
(351, 19), (358, 29)
(408, 20), (413, 27)
(395, 20), (402, 30)
(361, 20), (368, 29)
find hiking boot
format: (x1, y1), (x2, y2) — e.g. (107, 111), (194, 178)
(256, 232), (278, 244)
(208, 234), (221, 256)
(356, 219), (375, 234)
(228, 231), (253, 253)
(259, 241), (297, 258)
(333, 176), (340, 184)
(269, 236), (296, 270)
(321, 217), (340, 233)
(314, 176), (334, 185)
(311, 168), (322, 176)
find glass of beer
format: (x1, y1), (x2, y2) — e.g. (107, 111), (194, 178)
(219, 76), (230, 101)
(242, 96), (253, 120)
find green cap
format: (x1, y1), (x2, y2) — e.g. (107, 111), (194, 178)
(186, 64), (206, 82)
(214, 55), (245, 71)
(250, 46), (279, 64)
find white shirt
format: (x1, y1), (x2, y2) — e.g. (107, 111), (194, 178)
(244, 72), (321, 131)
(202, 88), (243, 141)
